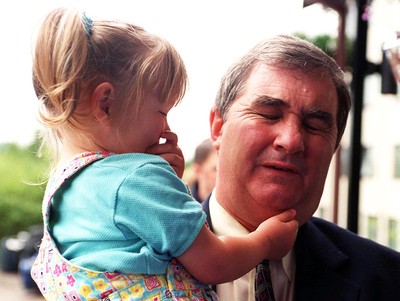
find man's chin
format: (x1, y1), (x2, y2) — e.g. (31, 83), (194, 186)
(254, 186), (303, 209)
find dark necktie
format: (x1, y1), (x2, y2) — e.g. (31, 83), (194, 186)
(255, 259), (275, 301)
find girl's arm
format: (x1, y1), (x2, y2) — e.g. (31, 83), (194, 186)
(177, 209), (298, 284)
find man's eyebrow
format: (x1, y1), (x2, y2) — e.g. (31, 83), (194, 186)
(304, 107), (335, 124)
(251, 96), (287, 107)
(251, 96), (335, 124)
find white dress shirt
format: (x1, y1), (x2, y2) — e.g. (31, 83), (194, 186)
(209, 193), (295, 301)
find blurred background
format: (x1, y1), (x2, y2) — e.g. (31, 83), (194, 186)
(1, 0), (400, 297)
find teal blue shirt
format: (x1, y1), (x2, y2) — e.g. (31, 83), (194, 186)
(50, 153), (206, 274)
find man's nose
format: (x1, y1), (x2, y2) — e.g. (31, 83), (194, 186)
(273, 120), (305, 154)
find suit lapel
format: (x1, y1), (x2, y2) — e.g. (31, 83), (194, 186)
(202, 195), (214, 231)
(295, 219), (360, 301)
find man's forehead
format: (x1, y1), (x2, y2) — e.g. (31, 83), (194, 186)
(242, 66), (338, 108)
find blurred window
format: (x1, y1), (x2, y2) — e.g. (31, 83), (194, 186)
(388, 219), (398, 250)
(394, 145), (400, 178)
(367, 216), (378, 241)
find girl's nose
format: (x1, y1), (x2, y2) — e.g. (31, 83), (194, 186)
(164, 119), (171, 132)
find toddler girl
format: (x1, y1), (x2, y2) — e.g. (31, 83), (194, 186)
(30, 7), (298, 301)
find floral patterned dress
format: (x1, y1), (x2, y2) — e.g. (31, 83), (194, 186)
(31, 151), (218, 301)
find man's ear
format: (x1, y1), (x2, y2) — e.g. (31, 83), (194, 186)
(92, 82), (115, 123)
(209, 106), (223, 151)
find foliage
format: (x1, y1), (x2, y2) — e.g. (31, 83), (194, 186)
(294, 32), (354, 68)
(0, 139), (49, 239)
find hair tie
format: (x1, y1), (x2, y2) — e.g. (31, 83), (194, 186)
(82, 12), (93, 38)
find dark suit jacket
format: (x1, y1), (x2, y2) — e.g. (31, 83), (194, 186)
(202, 197), (400, 301)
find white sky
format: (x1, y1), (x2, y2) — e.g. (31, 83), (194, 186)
(0, 0), (340, 159)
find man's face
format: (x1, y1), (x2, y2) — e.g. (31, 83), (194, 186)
(211, 64), (338, 229)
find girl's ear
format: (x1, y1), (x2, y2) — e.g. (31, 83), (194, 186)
(92, 82), (115, 124)
(209, 106), (223, 152)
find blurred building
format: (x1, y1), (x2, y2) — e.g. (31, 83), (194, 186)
(314, 0), (400, 251)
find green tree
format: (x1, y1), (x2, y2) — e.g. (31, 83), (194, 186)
(0, 138), (49, 238)
(294, 32), (354, 68)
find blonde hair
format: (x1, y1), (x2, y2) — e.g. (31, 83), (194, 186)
(33, 7), (187, 164)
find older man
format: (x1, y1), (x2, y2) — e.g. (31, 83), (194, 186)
(203, 34), (400, 301)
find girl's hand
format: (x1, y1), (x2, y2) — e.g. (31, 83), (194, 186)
(146, 131), (185, 178)
(256, 209), (298, 260)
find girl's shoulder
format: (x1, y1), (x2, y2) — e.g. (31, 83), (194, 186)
(88, 152), (177, 183)
(93, 153), (165, 168)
